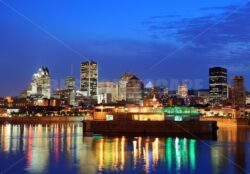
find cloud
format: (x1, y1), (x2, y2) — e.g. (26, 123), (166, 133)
(200, 5), (238, 11)
(150, 14), (180, 20)
(140, 2), (250, 89)
(179, 3), (250, 44)
(143, 2), (250, 61)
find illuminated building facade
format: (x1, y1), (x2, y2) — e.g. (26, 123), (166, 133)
(0, 97), (7, 107)
(98, 81), (118, 103)
(231, 76), (246, 118)
(65, 76), (76, 106)
(118, 72), (134, 101)
(27, 66), (51, 99)
(53, 89), (65, 100)
(52, 77), (76, 106)
(12, 98), (32, 108)
(246, 96), (250, 105)
(161, 106), (200, 121)
(93, 105), (165, 121)
(52, 89), (70, 107)
(118, 73), (143, 104)
(231, 76), (246, 108)
(80, 61), (98, 97)
(126, 76), (144, 104)
(93, 105), (200, 122)
(209, 67), (228, 104)
(177, 83), (188, 98)
(143, 95), (162, 107)
(75, 90), (98, 107)
(200, 107), (236, 118)
(97, 93), (112, 104)
(144, 81), (168, 100)
(65, 76), (76, 91)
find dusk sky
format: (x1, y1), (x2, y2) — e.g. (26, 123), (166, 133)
(0, 0), (250, 96)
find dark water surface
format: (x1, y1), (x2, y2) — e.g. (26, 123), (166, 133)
(0, 124), (250, 174)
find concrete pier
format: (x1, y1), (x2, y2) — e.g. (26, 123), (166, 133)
(83, 120), (217, 135)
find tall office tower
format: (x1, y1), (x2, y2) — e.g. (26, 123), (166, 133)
(27, 66), (51, 98)
(126, 76), (144, 104)
(177, 83), (188, 98)
(209, 67), (228, 105)
(98, 81), (118, 103)
(231, 76), (246, 109)
(65, 76), (76, 91)
(119, 72), (135, 101)
(80, 61), (98, 97)
(65, 76), (76, 106)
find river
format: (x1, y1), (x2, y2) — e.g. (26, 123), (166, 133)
(0, 124), (249, 174)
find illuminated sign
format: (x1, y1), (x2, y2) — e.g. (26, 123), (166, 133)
(163, 106), (200, 115)
(174, 116), (183, 121)
(106, 115), (114, 121)
(153, 106), (200, 115)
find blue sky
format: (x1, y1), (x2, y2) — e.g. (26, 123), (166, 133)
(0, 0), (249, 95)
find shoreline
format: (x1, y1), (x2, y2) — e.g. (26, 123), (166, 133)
(0, 116), (83, 124)
(200, 117), (250, 127)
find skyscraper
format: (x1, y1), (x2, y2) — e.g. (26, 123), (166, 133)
(80, 61), (98, 97)
(126, 75), (144, 104)
(119, 72), (135, 101)
(231, 76), (246, 109)
(65, 76), (76, 106)
(118, 72), (143, 104)
(177, 83), (188, 98)
(209, 67), (228, 104)
(27, 66), (51, 98)
(65, 76), (76, 91)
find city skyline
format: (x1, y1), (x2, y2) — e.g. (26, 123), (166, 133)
(1, 0), (250, 96)
(1, 63), (248, 97)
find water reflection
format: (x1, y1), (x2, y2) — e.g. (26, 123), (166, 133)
(0, 124), (250, 173)
(91, 135), (197, 173)
(212, 127), (250, 174)
(0, 124), (83, 173)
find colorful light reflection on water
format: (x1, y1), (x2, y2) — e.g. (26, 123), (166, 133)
(0, 124), (250, 174)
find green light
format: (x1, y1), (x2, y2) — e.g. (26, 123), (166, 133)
(174, 116), (183, 121)
(93, 135), (103, 140)
(189, 139), (196, 171)
(161, 106), (200, 115)
(181, 139), (188, 168)
(166, 138), (172, 171)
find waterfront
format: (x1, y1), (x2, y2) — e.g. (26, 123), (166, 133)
(0, 124), (250, 174)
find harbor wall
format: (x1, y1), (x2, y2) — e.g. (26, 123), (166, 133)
(83, 120), (217, 135)
(200, 117), (249, 127)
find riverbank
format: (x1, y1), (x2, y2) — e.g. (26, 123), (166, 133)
(0, 116), (83, 124)
(200, 117), (249, 127)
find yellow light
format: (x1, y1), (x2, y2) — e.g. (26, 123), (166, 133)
(133, 140), (137, 167)
(99, 139), (104, 171)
